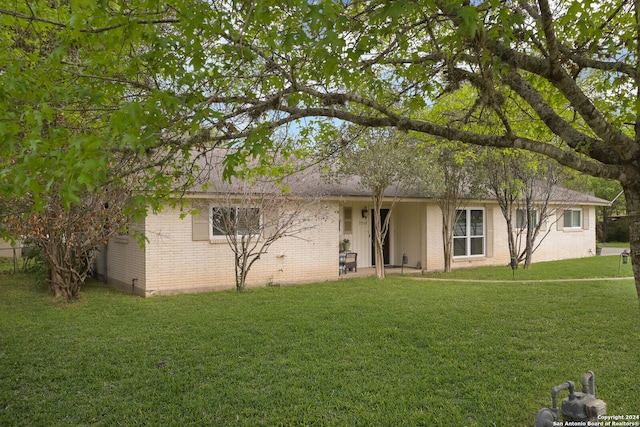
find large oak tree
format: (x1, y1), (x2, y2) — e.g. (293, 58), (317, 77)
(3, 1), (640, 300)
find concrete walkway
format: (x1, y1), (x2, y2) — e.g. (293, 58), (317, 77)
(599, 246), (630, 256)
(339, 266), (422, 279)
(340, 267), (634, 282)
(414, 276), (634, 283)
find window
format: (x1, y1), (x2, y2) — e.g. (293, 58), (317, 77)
(563, 209), (582, 229)
(516, 209), (538, 229)
(454, 208), (485, 257)
(343, 207), (353, 234)
(211, 207), (261, 238)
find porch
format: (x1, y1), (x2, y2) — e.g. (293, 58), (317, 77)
(339, 201), (428, 273)
(339, 266), (422, 279)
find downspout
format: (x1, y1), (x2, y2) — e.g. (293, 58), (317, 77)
(104, 242), (108, 283)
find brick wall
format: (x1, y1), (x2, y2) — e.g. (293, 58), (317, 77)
(423, 202), (597, 272)
(142, 200), (340, 296)
(102, 198), (597, 295)
(95, 221), (147, 295)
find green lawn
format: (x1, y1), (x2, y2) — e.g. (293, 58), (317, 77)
(1, 261), (639, 426)
(0, 257), (19, 274)
(421, 254), (634, 281)
(599, 242), (631, 248)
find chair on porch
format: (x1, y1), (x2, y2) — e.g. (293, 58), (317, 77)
(339, 252), (358, 274)
(344, 252), (357, 272)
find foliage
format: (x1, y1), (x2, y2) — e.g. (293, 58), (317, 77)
(0, 187), (133, 299)
(406, 88), (488, 272)
(608, 218), (630, 243)
(334, 128), (419, 197)
(1, 268), (638, 426)
(328, 127), (420, 278)
(588, 177), (626, 242)
(0, 1), (193, 211)
(589, 178), (625, 214)
(20, 244), (44, 273)
(3, 1), (640, 299)
(483, 149), (578, 268)
(0, 2), (206, 297)
(414, 138), (486, 272)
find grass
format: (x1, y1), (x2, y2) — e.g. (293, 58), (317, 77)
(421, 254), (635, 281)
(0, 257), (19, 274)
(599, 242), (631, 248)
(0, 260), (639, 426)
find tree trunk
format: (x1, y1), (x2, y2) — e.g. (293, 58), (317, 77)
(235, 241), (248, 291)
(522, 209), (535, 269)
(506, 218), (519, 270)
(45, 241), (83, 299)
(439, 199), (456, 273)
(49, 264), (66, 298)
(442, 209), (453, 273)
(372, 193), (386, 279)
(623, 186), (640, 304)
(374, 232), (385, 279)
(522, 242), (533, 269)
(235, 258), (244, 291)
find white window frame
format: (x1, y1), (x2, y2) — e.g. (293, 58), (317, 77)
(210, 206), (262, 240)
(563, 208), (582, 229)
(453, 208), (485, 258)
(516, 208), (538, 230)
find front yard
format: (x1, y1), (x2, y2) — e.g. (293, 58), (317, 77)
(0, 258), (639, 426)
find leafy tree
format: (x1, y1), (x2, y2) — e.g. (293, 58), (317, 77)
(1, 185), (136, 299)
(410, 88), (488, 272)
(165, 0), (640, 300)
(0, 2), (204, 297)
(329, 127), (419, 279)
(4, 1), (640, 301)
(483, 150), (522, 267)
(415, 141), (485, 272)
(484, 149), (578, 269)
(0, 2), (186, 205)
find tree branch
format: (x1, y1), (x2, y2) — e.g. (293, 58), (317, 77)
(502, 70), (621, 164)
(485, 32), (640, 162)
(0, 7), (66, 27)
(267, 96), (624, 181)
(0, 7), (179, 33)
(537, 0), (561, 64)
(557, 45), (637, 78)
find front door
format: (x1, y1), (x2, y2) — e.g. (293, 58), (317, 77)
(371, 208), (391, 266)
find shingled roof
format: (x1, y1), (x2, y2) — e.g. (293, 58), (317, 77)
(186, 148), (611, 205)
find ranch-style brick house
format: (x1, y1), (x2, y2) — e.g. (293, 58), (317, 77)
(95, 157), (610, 297)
